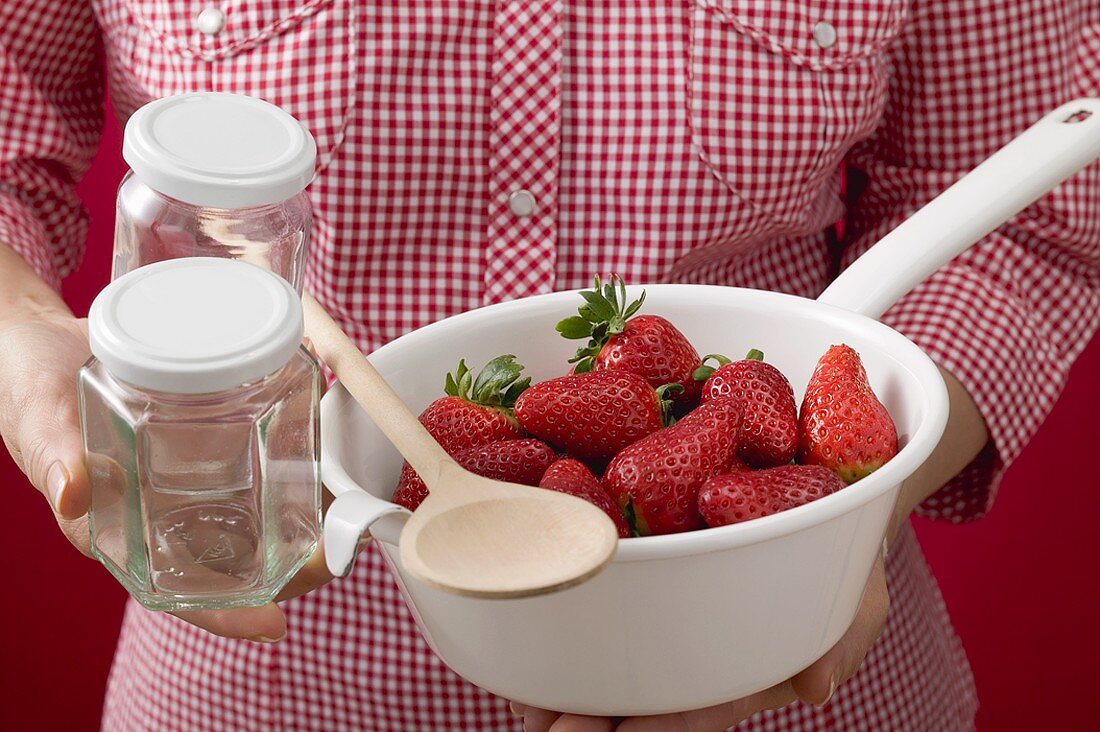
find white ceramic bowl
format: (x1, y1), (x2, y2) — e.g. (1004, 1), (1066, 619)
(320, 285), (949, 716)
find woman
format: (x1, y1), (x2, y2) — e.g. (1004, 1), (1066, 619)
(1, 1), (1096, 729)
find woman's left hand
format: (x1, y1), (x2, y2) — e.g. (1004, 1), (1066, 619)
(513, 367), (988, 731)
(511, 547), (888, 731)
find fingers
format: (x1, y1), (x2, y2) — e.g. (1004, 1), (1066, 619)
(790, 551), (889, 707)
(549, 715), (616, 731)
(519, 708), (615, 732)
(514, 682), (796, 732)
(0, 318), (93, 522)
(520, 706), (563, 732)
(8, 387), (91, 520)
(161, 533), (346, 641)
(174, 603), (288, 643)
(274, 536), (337, 602)
(616, 682), (796, 732)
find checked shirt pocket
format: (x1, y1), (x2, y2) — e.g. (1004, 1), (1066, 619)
(101, 0), (357, 172)
(688, 0), (909, 228)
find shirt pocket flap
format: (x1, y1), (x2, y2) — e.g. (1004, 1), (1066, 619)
(122, 0), (333, 60)
(697, 0), (909, 70)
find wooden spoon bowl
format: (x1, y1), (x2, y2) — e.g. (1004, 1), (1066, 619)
(302, 294), (618, 598)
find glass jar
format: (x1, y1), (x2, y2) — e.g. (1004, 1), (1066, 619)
(79, 258), (321, 611)
(113, 93), (316, 289)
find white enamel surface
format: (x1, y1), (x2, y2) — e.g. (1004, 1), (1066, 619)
(819, 98), (1100, 318)
(89, 258), (303, 394)
(123, 93), (317, 208)
(320, 286), (947, 714)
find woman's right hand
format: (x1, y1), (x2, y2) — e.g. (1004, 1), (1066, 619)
(0, 305), (346, 641)
(0, 311), (96, 551)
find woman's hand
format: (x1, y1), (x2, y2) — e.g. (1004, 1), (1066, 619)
(512, 549), (888, 731)
(0, 243), (343, 643)
(512, 367), (987, 731)
(0, 310), (342, 641)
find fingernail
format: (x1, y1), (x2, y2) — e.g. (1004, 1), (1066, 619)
(250, 632), (286, 643)
(817, 673), (839, 708)
(882, 537), (889, 560)
(508, 702), (522, 716)
(46, 462), (69, 512)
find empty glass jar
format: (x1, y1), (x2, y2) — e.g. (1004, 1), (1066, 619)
(113, 92), (316, 289)
(79, 258), (321, 611)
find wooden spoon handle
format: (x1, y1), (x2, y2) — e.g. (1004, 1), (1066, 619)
(302, 293), (451, 484)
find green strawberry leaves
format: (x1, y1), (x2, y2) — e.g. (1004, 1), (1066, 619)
(622, 499), (644, 538)
(556, 316), (594, 340)
(556, 275), (646, 372)
(443, 360), (472, 398)
(444, 355), (531, 408)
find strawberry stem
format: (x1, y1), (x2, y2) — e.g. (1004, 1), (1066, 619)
(655, 383), (683, 425)
(745, 349), (764, 361)
(692, 353), (732, 381)
(622, 499), (644, 538)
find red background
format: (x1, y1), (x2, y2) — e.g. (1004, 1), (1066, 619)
(2, 109), (1098, 732)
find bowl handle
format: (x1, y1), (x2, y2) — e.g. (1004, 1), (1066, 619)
(322, 459), (410, 577)
(817, 98), (1100, 319)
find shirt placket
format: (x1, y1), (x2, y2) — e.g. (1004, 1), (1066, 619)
(483, 0), (564, 305)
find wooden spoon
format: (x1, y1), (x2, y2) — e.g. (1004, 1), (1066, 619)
(302, 294), (619, 598)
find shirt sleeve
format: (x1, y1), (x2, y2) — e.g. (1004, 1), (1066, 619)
(842, 0), (1100, 522)
(0, 0), (103, 291)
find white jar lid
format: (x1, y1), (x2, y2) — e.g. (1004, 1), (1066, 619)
(123, 93), (317, 208)
(89, 258), (304, 394)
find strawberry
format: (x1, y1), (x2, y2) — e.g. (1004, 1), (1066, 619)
(392, 438), (556, 511)
(539, 458), (631, 538)
(693, 349), (799, 468)
(798, 344), (899, 483)
(698, 465), (845, 527)
(603, 397), (742, 536)
(727, 455), (751, 473)
(513, 371), (674, 461)
(417, 356), (530, 452)
(557, 275), (701, 406)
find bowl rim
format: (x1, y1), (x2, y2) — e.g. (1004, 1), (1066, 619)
(321, 285), (949, 562)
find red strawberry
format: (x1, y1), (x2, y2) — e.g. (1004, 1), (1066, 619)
(693, 349), (799, 468)
(392, 438), (556, 511)
(603, 397), (742, 536)
(417, 356), (530, 452)
(798, 344), (899, 483)
(513, 371), (673, 461)
(698, 465), (845, 527)
(539, 458), (631, 538)
(557, 275), (701, 406)
(727, 455), (751, 472)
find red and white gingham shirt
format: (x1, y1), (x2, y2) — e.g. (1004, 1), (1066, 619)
(3, 1), (1098, 729)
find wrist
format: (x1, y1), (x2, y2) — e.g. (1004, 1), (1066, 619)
(0, 242), (73, 329)
(888, 366), (988, 541)
(0, 292), (73, 330)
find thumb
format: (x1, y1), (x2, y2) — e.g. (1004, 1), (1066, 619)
(790, 548), (889, 707)
(13, 389), (92, 521)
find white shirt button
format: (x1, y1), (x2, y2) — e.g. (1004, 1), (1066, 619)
(812, 21), (837, 49)
(196, 7), (226, 36)
(508, 189), (536, 217)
